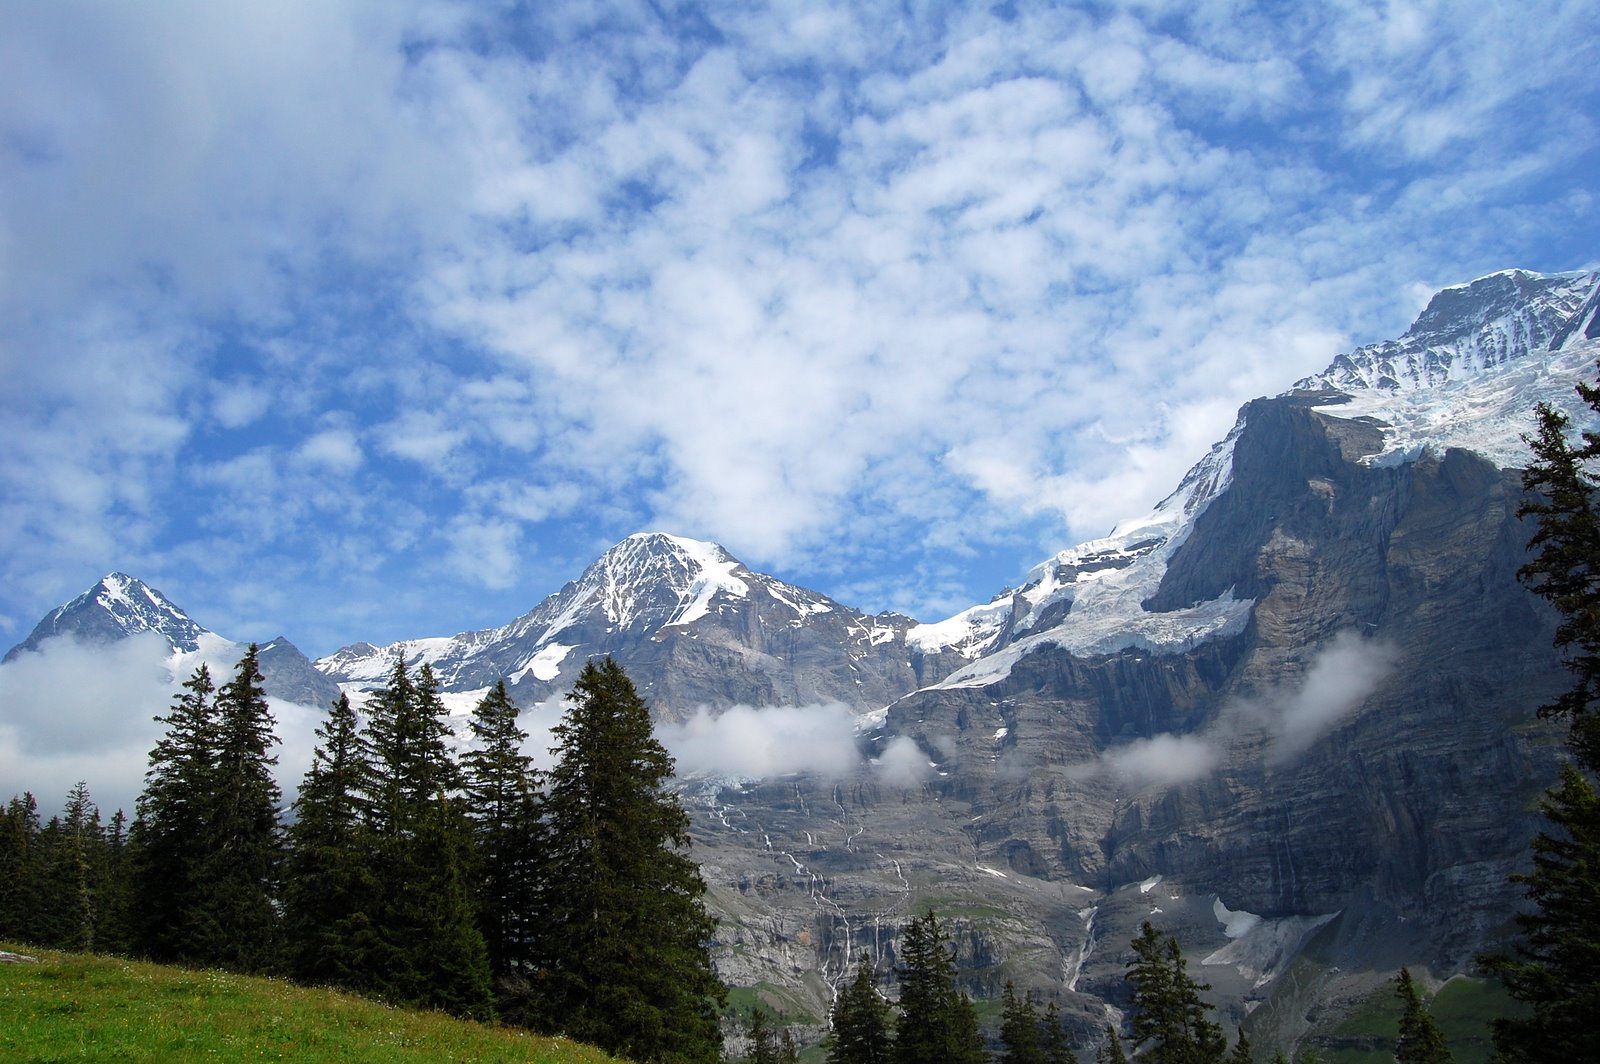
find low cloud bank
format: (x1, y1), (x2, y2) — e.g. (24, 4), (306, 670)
(659, 702), (862, 779)
(1073, 732), (1221, 788)
(1070, 629), (1398, 789)
(874, 735), (933, 788)
(0, 633), (325, 819)
(1266, 630), (1399, 763)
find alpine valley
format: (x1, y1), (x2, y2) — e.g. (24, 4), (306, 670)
(8, 266), (1600, 1055)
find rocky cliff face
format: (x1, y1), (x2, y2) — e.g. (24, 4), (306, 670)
(684, 270), (1597, 1050)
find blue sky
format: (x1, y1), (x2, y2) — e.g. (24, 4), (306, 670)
(2, 0), (1597, 659)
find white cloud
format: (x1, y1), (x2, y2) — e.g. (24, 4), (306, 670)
(1072, 732), (1222, 789)
(659, 702), (862, 779)
(1267, 631), (1399, 763)
(1, 0), (1594, 650)
(0, 633), (326, 818)
(874, 734), (933, 788)
(1069, 630), (1400, 787)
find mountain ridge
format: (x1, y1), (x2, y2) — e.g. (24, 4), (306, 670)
(7, 263), (1598, 1053)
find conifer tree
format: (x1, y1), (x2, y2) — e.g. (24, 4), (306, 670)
(1477, 377), (1600, 1061)
(1000, 980), (1045, 1064)
(829, 955), (891, 1064)
(892, 910), (984, 1064)
(1480, 763), (1600, 1061)
(1227, 1030), (1255, 1064)
(97, 807), (132, 955)
(524, 657), (725, 1063)
(360, 657), (493, 1019)
(745, 1006), (781, 1064)
(201, 644), (284, 972)
(1126, 921), (1226, 1064)
(284, 692), (380, 989)
(1393, 968), (1452, 1064)
(461, 678), (542, 978)
(1042, 1001), (1074, 1064)
(0, 792), (41, 943)
(51, 781), (102, 952)
(1518, 397), (1600, 769)
(131, 663), (220, 962)
(1096, 1026), (1129, 1064)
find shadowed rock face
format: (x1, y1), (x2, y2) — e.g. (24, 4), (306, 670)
(687, 395), (1566, 1049)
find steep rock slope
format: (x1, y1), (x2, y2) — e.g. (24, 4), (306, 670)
(687, 268), (1597, 1048)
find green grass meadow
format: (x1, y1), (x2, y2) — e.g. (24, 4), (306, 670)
(0, 945), (620, 1063)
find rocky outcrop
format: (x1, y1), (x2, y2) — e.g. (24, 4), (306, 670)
(684, 392), (1569, 1048)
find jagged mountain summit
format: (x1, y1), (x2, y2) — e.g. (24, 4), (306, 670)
(906, 267), (1600, 685)
(315, 531), (965, 719)
(5, 572), (210, 661)
(2, 572), (339, 707)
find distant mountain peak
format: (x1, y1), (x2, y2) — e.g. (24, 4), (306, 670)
(4, 572), (209, 662)
(1296, 268), (1598, 394)
(578, 532), (751, 631)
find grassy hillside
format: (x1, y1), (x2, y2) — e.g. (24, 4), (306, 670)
(0, 944), (621, 1063)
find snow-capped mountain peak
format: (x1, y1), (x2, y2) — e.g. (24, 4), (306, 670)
(908, 265), (1600, 688)
(1296, 268), (1597, 394)
(573, 532), (751, 631)
(3, 573), (210, 662)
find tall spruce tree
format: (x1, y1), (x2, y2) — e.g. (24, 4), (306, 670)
(283, 692), (380, 989)
(891, 911), (984, 1064)
(523, 657), (725, 1063)
(461, 678), (542, 979)
(1126, 921), (1226, 1064)
(1477, 377), (1600, 1061)
(1517, 397), (1600, 768)
(202, 644), (284, 972)
(131, 663), (220, 962)
(360, 657), (493, 1019)
(829, 955), (891, 1064)
(1393, 968), (1452, 1064)
(0, 793), (41, 942)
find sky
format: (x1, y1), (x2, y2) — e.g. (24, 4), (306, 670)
(2, 0), (1598, 662)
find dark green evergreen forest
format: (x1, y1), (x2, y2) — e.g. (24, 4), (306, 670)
(2, 652), (726, 1064)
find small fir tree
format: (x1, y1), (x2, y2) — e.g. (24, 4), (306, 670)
(1042, 1001), (1074, 1064)
(1126, 921), (1226, 1064)
(1096, 1026), (1129, 1064)
(891, 910), (985, 1064)
(999, 980), (1045, 1064)
(829, 954), (891, 1064)
(1393, 968), (1452, 1064)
